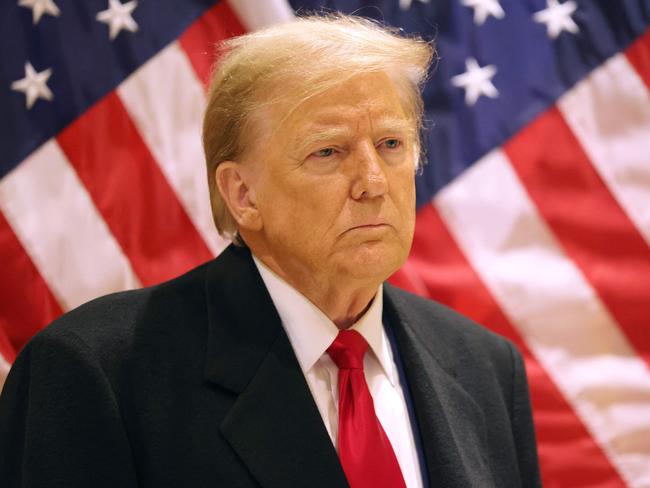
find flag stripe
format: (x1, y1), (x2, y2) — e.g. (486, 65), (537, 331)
(227, 0), (295, 31)
(179, 1), (246, 88)
(0, 211), (62, 354)
(395, 204), (626, 488)
(435, 148), (650, 487)
(0, 140), (141, 311)
(558, 49), (650, 248)
(0, 345), (10, 389)
(56, 92), (213, 286)
(626, 29), (650, 92)
(0, 312), (16, 364)
(0, 332), (11, 363)
(505, 106), (650, 369)
(118, 42), (227, 257)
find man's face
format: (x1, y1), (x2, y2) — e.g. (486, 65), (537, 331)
(242, 72), (417, 287)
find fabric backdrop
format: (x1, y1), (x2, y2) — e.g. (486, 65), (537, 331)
(1, 0), (649, 486)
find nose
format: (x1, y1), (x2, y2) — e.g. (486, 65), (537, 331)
(350, 142), (388, 201)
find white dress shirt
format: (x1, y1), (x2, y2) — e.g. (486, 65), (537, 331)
(253, 256), (424, 488)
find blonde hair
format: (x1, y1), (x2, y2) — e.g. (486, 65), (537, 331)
(202, 13), (434, 243)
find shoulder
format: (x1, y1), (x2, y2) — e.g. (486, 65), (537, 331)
(384, 283), (513, 352)
(25, 260), (213, 376)
(383, 283), (520, 386)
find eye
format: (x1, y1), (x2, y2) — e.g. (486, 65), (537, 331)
(382, 138), (401, 150)
(312, 147), (336, 158)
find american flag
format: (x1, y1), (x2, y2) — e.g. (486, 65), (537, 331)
(1, 0), (649, 486)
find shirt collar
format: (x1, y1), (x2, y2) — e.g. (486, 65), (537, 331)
(252, 255), (397, 386)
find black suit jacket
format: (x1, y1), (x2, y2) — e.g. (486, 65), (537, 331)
(0, 245), (540, 487)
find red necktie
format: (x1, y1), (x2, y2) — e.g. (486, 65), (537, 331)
(327, 330), (407, 488)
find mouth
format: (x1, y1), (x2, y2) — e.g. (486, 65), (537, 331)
(353, 223), (388, 229)
(343, 222), (391, 234)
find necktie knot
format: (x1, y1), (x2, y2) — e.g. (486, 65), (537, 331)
(327, 329), (368, 370)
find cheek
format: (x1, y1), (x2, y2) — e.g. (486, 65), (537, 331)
(392, 168), (416, 206)
(262, 176), (344, 235)
(391, 170), (417, 233)
(291, 175), (349, 214)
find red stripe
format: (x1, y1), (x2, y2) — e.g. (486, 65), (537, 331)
(0, 326), (15, 365)
(57, 92), (213, 287)
(0, 211), (62, 357)
(390, 204), (626, 488)
(179, 1), (246, 87)
(626, 28), (650, 91)
(504, 107), (650, 367)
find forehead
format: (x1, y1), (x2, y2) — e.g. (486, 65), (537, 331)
(250, 72), (412, 144)
(240, 72), (416, 165)
(288, 72), (409, 130)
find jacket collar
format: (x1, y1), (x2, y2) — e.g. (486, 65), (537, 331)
(383, 284), (496, 487)
(203, 245), (348, 488)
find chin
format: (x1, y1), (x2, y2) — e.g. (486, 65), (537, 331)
(335, 241), (408, 282)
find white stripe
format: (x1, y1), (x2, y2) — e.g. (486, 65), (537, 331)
(227, 0), (294, 30)
(0, 354), (9, 393)
(0, 141), (141, 311)
(118, 42), (227, 257)
(558, 53), (650, 246)
(434, 149), (650, 487)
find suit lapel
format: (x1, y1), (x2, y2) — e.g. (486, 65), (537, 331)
(384, 285), (496, 488)
(203, 246), (348, 488)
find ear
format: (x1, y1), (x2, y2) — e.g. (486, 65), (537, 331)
(215, 161), (263, 232)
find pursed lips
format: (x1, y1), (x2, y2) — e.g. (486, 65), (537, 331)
(343, 221), (392, 234)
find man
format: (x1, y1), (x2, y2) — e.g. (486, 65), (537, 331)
(0, 14), (540, 488)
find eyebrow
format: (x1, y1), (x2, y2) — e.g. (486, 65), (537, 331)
(293, 117), (416, 156)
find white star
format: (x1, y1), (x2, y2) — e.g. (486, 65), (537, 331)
(533, 0), (579, 39)
(18, 0), (60, 25)
(399, 0), (430, 11)
(461, 0), (505, 25)
(96, 0), (138, 41)
(451, 58), (498, 106)
(11, 62), (54, 109)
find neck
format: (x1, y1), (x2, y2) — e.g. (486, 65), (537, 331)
(309, 283), (378, 329)
(253, 251), (380, 330)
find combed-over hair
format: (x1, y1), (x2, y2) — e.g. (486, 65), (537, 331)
(202, 13), (435, 243)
